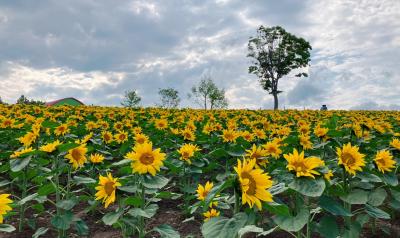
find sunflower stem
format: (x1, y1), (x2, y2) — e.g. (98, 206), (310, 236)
(18, 167), (27, 232)
(342, 167), (351, 227)
(234, 188), (240, 214)
(139, 183), (146, 238)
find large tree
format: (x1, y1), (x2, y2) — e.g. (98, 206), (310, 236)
(121, 90), (141, 108)
(188, 76), (228, 110)
(247, 26), (312, 110)
(157, 87), (180, 108)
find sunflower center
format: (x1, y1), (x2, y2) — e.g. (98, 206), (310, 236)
(292, 161), (308, 172)
(182, 151), (190, 158)
(267, 146), (277, 153)
(137, 137), (145, 144)
(342, 152), (355, 166)
(241, 172), (256, 195)
(104, 181), (115, 196)
(139, 152), (154, 165)
(71, 149), (82, 161)
(119, 134), (126, 140)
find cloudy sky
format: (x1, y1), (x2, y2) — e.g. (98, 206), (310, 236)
(0, 0), (399, 109)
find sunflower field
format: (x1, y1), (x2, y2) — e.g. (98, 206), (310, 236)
(1, 104), (400, 238)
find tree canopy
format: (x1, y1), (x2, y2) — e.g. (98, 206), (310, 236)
(158, 88), (180, 108)
(121, 90), (141, 108)
(248, 25), (312, 110)
(188, 76), (228, 110)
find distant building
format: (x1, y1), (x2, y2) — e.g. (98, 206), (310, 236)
(45, 97), (84, 107)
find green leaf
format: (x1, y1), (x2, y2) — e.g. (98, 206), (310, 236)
(111, 158), (131, 167)
(119, 141), (132, 155)
(143, 175), (169, 189)
(340, 189), (369, 205)
(75, 220), (89, 235)
(51, 211), (74, 230)
(38, 183), (56, 196)
(201, 213), (251, 238)
(102, 210), (124, 225)
(203, 178), (234, 212)
(0, 224), (16, 232)
(57, 142), (79, 153)
(118, 185), (137, 193)
(238, 225), (264, 237)
(0, 180), (11, 187)
(272, 207), (309, 232)
(18, 193), (39, 205)
(263, 202), (290, 216)
(356, 172), (381, 183)
(128, 204), (158, 219)
(316, 216), (339, 238)
(319, 196), (352, 216)
(32, 227), (49, 238)
(153, 224), (180, 238)
(368, 188), (387, 206)
(10, 156), (32, 172)
(56, 198), (78, 210)
(269, 182), (287, 195)
(365, 204), (390, 219)
(208, 148), (228, 158)
(73, 176), (96, 185)
(382, 173), (398, 186)
(123, 196), (143, 206)
(288, 178), (325, 197)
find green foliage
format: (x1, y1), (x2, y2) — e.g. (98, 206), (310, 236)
(188, 75), (228, 109)
(158, 88), (180, 108)
(121, 90), (141, 108)
(247, 25), (312, 109)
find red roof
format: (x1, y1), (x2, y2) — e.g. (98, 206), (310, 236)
(45, 97), (85, 106)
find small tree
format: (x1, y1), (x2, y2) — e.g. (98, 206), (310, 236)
(121, 90), (141, 108)
(247, 25), (312, 110)
(15, 95), (44, 105)
(188, 76), (228, 110)
(0, 97), (4, 105)
(16, 95), (30, 104)
(157, 88), (180, 108)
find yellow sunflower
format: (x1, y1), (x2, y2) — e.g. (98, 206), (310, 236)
(65, 144), (88, 169)
(196, 181), (213, 201)
(10, 147), (34, 159)
(114, 131), (128, 144)
(95, 173), (121, 208)
(234, 159), (273, 210)
(134, 133), (149, 145)
(390, 138), (400, 150)
(40, 140), (62, 153)
(18, 132), (37, 147)
(336, 143), (365, 175)
(203, 209), (220, 221)
(245, 144), (268, 167)
(222, 129), (239, 143)
(101, 131), (113, 144)
(314, 126), (329, 138)
(263, 141), (282, 159)
(374, 150), (396, 173)
(284, 149), (325, 179)
(90, 153), (105, 164)
(54, 124), (70, 136)
(0, 194), (12, 224)
(177, 143), (200, 164)
(181, 128), (196, 141)
(299, 134), (313, 150)
(125, 142), (166, 176)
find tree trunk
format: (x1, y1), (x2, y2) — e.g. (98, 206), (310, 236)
(273, 93), (278, 110)
(204, 96), (207, 110)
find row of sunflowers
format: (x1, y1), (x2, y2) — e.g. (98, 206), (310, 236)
(0, 104), (400, 237)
